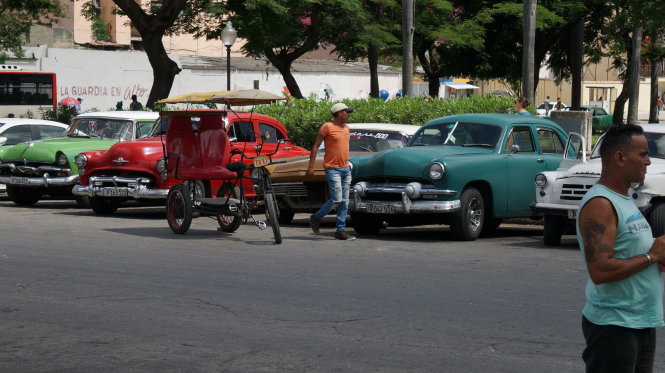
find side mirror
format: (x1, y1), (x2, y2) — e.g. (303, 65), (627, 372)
(0, 136), (6, 146)
(229, 136), (238, 143)
(262, 132), (271, 140)
(510, 144), (520, 153)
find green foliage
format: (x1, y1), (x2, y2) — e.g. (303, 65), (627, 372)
(0, 0), (64, 57)
(41, 106), (78, 124)
(80, 1), (111, 41)
(253, 95), (516, 149)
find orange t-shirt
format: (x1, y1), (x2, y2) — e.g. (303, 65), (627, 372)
(320, 122), (350, 168)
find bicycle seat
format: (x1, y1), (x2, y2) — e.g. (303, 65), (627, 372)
(226, 162), (247, 174)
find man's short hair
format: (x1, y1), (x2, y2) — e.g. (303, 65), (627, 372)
(599, 123), (644, 160)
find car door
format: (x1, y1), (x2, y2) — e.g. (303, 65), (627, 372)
(504, 125), (549, 213)
(256, 120), (287, 156)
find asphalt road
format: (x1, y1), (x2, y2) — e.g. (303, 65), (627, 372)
(1, 197), (664, 372)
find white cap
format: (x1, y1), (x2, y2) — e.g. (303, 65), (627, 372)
(330, 103), (354, 114)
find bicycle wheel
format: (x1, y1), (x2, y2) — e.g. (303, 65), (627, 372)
(265, 192), (282, 244)
(166, 183), (192, 234)
(216, 182), (242, 233)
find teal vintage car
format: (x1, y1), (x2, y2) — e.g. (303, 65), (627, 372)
(0, 111), (158, 206)
(349, 113), (569, 241)
(564, 105), (613, 132)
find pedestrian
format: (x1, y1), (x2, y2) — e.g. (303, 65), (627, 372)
(514, 96), (531, 115)
(75, 98), (82, 114)
(306, 103), (356, 240)
(543, 95), (551, 116)
(129, 94), (143, 111)
(576, 123), (665, 372)
(115, 101), (123, 111)
(657, 96), (663, 113)
(555, 97), (564, 110)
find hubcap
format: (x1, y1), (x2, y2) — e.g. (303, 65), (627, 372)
(467, 197), (482, 231)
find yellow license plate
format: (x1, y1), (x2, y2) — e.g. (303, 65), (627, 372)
(253, 155), (270, 167)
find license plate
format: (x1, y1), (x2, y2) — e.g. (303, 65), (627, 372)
(9, 176), (29, 185)
(101, 188), (128, 197)
(567, 209), (577, 219)
(253, 155), (269, 167)
(366, 204), (396, 214)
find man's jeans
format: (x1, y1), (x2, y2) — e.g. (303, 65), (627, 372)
(313, 166), (351, 232)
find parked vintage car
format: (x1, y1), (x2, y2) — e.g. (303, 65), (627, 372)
(0, 111), (158, 206)
(536, 102), (568, 117)
(72, 110), (310, 214)
(267, 123), (419, 223)
(531, 123), (665, 245)
(0, 118), (69, 193)
(348, 113), (570, 240)
(577, 105), (614, 132)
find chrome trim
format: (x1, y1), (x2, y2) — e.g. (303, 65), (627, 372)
(0, 174), (78, 187)
(350, 181), (460, 214)
(72, 178), (168, 199)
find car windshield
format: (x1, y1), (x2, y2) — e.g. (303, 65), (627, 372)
(408, 121), (502, 148)
(591, 132), (665, 160)
(67, 118), (134, 140)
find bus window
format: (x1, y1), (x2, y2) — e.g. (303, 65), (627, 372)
(0, 71), (57, 117)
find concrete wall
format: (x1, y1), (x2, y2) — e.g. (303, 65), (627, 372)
(18, 47), (401, 112)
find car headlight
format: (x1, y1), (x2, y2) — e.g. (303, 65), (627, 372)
(428, 162), (445, 180)
(156, 157), (167, 173)
(74, 154), (87, 168)
(57, 153), (68, 166)
(535, 173), (548, 187)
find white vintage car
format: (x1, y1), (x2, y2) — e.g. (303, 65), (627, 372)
(531, 123), (665, 245)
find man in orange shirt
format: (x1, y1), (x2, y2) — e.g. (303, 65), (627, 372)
(306, 103), (356, 240)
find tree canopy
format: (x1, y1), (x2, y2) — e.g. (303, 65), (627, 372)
(0, 0), (64, 57)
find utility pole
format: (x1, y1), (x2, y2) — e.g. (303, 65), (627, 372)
(627, 24), (643, 124)
(522, 0), (536, 105)
(402, 0), (414, 97)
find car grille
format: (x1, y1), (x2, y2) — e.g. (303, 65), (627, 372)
(89, 170), (154, 187)
(0, 162), (65, 176)
(272, 182), (309, 197)
(560, 183), (594, 201)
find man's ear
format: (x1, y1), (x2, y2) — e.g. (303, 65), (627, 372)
(614, 150), (626, 167)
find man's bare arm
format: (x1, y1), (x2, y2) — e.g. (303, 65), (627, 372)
(306, 133), (325, 175)
(580, 197), (665, 284)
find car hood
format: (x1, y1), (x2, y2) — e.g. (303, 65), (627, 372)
(351, 145), (492, 179)
(1, 137), (118, 163)
(556, 157), (665, 179)
(91, 137), (165, 170)
(268, 151), (366, 182)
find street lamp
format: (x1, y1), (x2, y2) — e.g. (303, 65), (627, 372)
(221, 21), (237, 91)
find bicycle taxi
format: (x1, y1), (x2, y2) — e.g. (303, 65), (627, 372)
(157, 89), (298, 244)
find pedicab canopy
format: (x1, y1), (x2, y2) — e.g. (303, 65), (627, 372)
(156, 89), (285, 106)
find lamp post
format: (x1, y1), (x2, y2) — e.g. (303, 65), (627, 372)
(221, 21), (237, 91)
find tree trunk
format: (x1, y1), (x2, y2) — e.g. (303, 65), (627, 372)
(627, 25), (643, 124)
(417, 44), (440, 97)
(142, 34), (181, 108)
(265, 51), (303, 99)
(613, 78), (629, 124)
(649, 34), (663, 123)
(368, 43), (379, 98)
(570, 20), (584, 110)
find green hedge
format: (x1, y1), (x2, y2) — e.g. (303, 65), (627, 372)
(254, 95), (519, 149)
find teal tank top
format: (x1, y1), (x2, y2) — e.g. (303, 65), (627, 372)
(576, 184), (664, 328)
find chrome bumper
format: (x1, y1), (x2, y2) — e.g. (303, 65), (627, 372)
(0, 174), (79, 187)
(72, 176), (168, 199)
(530, 202), (577, 217)
(350, 181), (460, 214)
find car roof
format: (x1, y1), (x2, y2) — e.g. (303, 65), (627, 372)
(348, 123), (420, 135)
(74, 111), (159, 121)
(423, 113), (562, 128)
(641, 123), (665, 134)
(0, 118), (69, 127)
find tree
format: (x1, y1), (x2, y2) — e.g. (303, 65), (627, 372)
(331, 0), (401, 98)
(215, 0), (364, 100)
(0, 0), (64, 57)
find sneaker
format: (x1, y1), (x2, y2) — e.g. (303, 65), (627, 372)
(309, 214), (321, 235)
(335, 231), (356, 240)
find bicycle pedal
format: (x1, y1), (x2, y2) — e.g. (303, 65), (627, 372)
(256, 220), (267, 229)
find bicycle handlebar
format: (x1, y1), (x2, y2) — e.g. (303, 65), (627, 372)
(230, 138), (291, 163)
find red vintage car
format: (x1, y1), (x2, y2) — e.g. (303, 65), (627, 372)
(72, 109), (309, 214)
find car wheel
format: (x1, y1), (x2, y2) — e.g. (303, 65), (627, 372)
(6, 185), (41, 206)
(89, 197), (120, 215)
(216, 183), (242, 233)
(166, 184), (193, 234)
(543, 215), (564, 246)
(647, 201), (665, 237)
(278, 208), (295, 224)
(350, 212), (384, 235)
(450, 187), (484, 241)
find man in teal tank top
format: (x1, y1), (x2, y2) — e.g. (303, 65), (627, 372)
(577, 123), (665, 373)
